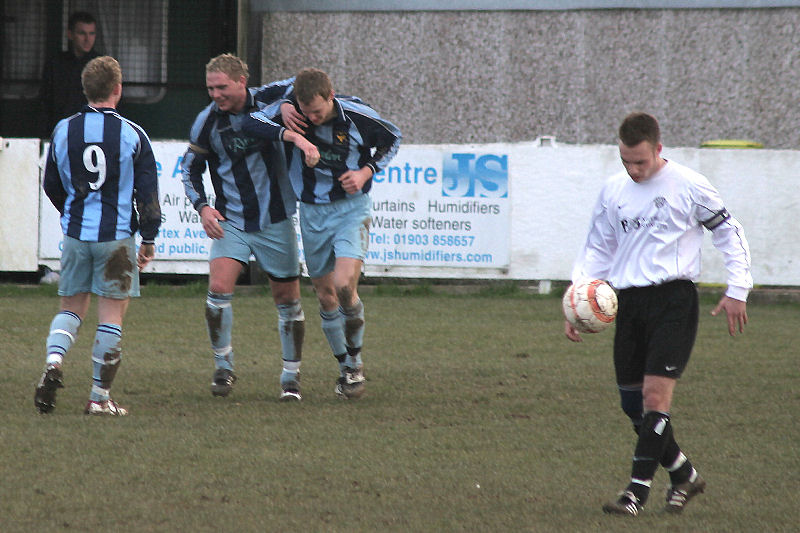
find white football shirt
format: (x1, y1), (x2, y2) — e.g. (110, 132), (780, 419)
(572, 159), (752, 301)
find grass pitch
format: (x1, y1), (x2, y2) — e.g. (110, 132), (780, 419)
(2, 282), (798, 532)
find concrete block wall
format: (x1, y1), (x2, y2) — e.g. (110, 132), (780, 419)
(259, 8), (800, 149)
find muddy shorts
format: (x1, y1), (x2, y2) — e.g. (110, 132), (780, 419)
(58, 235), (139, 298)
(210, 218), (300, 279)
(298, 193), (371, 279)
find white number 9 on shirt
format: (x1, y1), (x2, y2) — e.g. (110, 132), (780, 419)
(562, 279), (618, 333)
(83, 145), (107, 191)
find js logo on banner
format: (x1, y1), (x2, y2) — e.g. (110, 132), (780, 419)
(442, 153), (508, 198)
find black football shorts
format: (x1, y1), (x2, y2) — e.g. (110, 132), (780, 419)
(613, 279), (699, 385)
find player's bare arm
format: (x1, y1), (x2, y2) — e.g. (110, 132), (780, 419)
(200, 205), (226, 240)
(280, 102), (308, 133)
(338, 167), (372, 195)
(711, 295), (748, 336)
(282, 129), (319, 167)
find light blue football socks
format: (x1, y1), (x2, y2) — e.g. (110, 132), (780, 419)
(206, 292), (234, 371)
(90, 323), (122, 402)
(341, 299), (365, 370)
(277, 299), (304, 388)
(320, 307), (348, 375)
(45, 310), (82, 367)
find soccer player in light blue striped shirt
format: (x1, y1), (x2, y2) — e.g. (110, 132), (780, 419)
(181, 54), (319, 401)
(36, 56), (161, 416)
(244, 68), (401, 399)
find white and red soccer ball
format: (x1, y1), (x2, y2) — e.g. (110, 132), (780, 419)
(562, 279), (618, 333)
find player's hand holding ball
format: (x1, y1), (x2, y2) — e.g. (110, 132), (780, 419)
(563, 279), (618, 342)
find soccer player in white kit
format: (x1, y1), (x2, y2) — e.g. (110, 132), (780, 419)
(565, 112), (752, 516)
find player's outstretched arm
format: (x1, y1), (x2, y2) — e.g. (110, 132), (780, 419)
(564, 320), (583, 343)
(711, 295), (748, 336)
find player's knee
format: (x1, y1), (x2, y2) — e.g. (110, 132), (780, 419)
(642, 383), (673, 412)
(311, 280), (336, 308)
(269, 275), (300, 304)
(336, 284), (357, 308)
(208, 274), (238, 294)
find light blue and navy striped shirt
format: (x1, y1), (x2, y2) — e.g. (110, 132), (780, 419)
(43, 105), (161, 243)
(181, 80), (297, 232)
(245, 94), (402, 204)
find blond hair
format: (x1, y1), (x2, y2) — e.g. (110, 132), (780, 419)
(81, 56), (122, 102)
(206, 53), (249, 82)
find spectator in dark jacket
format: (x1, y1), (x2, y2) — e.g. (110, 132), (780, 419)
(40, 11), (100, 137)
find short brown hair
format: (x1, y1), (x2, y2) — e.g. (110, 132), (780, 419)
(618, 112), (661, 147)
(81, 56), (121, 102)
(206, 53), (249, 82)
(294, 68), (333, 105)
(68, 11), (96, 31)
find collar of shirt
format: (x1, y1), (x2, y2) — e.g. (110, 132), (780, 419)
(332, 98), (347, 124)
(84, 105), (116, 114)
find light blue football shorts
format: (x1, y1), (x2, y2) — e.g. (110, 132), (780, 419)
(210, 218), (300, 279)
(59, 235), (140, 299)
(299, 193), (371, 279)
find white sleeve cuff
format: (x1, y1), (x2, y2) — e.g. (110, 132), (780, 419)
(725, 285), (750, 302)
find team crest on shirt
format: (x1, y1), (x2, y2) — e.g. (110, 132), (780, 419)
(224, 134), (262, 155)
(335, 131), (348, 144)
(654, 196), (667, 208)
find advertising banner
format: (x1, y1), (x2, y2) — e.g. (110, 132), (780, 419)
(39, 141), (511, 273)
(367, 146), (510, 269)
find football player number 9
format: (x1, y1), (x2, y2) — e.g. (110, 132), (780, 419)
(83, 145), (107, 191)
